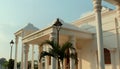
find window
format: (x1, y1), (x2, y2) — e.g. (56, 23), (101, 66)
(104, 48), (111, 64)
(96, 48), (111, 64)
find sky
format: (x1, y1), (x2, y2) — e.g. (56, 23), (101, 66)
(0, 0), (115, 61)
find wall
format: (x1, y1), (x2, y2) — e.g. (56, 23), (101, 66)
(73, 9), (120, 69)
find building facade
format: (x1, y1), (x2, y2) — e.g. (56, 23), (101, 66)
(14, 0), (120, 69)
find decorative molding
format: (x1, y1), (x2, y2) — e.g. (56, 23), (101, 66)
(93, 0), (102, 12)
(23, 28), (53, 43)
(116, 4), (120, 20)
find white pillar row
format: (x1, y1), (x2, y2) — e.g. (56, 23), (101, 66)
(24, 44), (29, 69)
(109, 48), (116, 69)
(92, 0), (105, 69)
(49, 32), (57, 69)
(14, 36), (19, 69)
(69, 36), (76, 69)
(31, 45), (34, 69)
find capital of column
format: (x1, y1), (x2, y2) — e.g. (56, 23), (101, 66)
(69, 36), (76, 47)
(93, 0), (102, 12)
(69, 36), (75, 42)
(49, 32), (57, 41)
(15, 36), (19, 44)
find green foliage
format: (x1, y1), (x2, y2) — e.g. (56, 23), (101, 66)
(39, 40), (78, 69)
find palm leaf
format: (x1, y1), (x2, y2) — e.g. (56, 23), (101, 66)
(60, 42), (75, 53)
(40, 51), (55, 60)
(40, 40), (60, 50)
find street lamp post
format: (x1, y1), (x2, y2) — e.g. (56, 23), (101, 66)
(10, 40), (14, 59)
(53, 18), (63, 45)
(53, 18), (62, 69)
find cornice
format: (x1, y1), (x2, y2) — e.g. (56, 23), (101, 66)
(23, 25), (52, 40)
(73, 10), (116, 26)
(14, 29), (23, 36)
(104, 0), (120, 5)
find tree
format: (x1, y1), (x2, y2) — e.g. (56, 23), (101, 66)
(39, 40), (78, 69)
(0, 58), (8, 69)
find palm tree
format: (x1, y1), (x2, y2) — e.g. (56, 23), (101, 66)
(39, 40), (78, 69)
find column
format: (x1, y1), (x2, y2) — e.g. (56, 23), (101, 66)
(92, 0), (105, 69)
(109, 48), (116, 69)
(31, 45), (34, 69)
(49, 32), (57, 69)
(69, 36), (76, 69)
(115, 5), (120, 69)
(14, 36), (19, 69)
(44, 45), (49, 69)
(21, 43), (24, 69)
(38, 45), (42, 69)
(24, 44), (29, 69)
(21, 32), (24, 69)
(77, 50), (82, 69)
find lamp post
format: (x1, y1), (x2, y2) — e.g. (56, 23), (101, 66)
(10, 40), (14, 59)
(53, 18), (62, 69)
(53, 18), (63, 46)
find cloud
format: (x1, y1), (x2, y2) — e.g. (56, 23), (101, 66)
(80, 11), (94, 18)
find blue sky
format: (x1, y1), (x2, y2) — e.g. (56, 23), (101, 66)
(0, 0), (115, 61)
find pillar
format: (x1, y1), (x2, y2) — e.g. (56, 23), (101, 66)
(44, 45), (49, 69)
(69, 36), (76, 69)
(109, 48), (116, 69)
(92, 0), (105, 69)
(24, 44), (29, 69)
(21, 43), (24, 69)
(14, 36), (19, 69)
(31, 45), (34, 69)
(38, 45), (42, 69)
(21, 32), (25, 69)
(77, 50), (82, 69)
(49, 32), (57, 69)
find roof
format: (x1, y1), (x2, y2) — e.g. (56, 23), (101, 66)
(51, 18), (92, 34)
(23, 23), (39, 31)
(104, 0), (120, 5)
(15, 23), (39, 36)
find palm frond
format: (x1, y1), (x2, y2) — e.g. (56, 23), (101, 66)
(39, 40), (78, 65)
(40, 40), (59, 50)
(61, 42), (75, 53)
(39, 51), (55, 61)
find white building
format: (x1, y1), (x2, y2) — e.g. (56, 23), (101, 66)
(14, 0), (120, 69)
